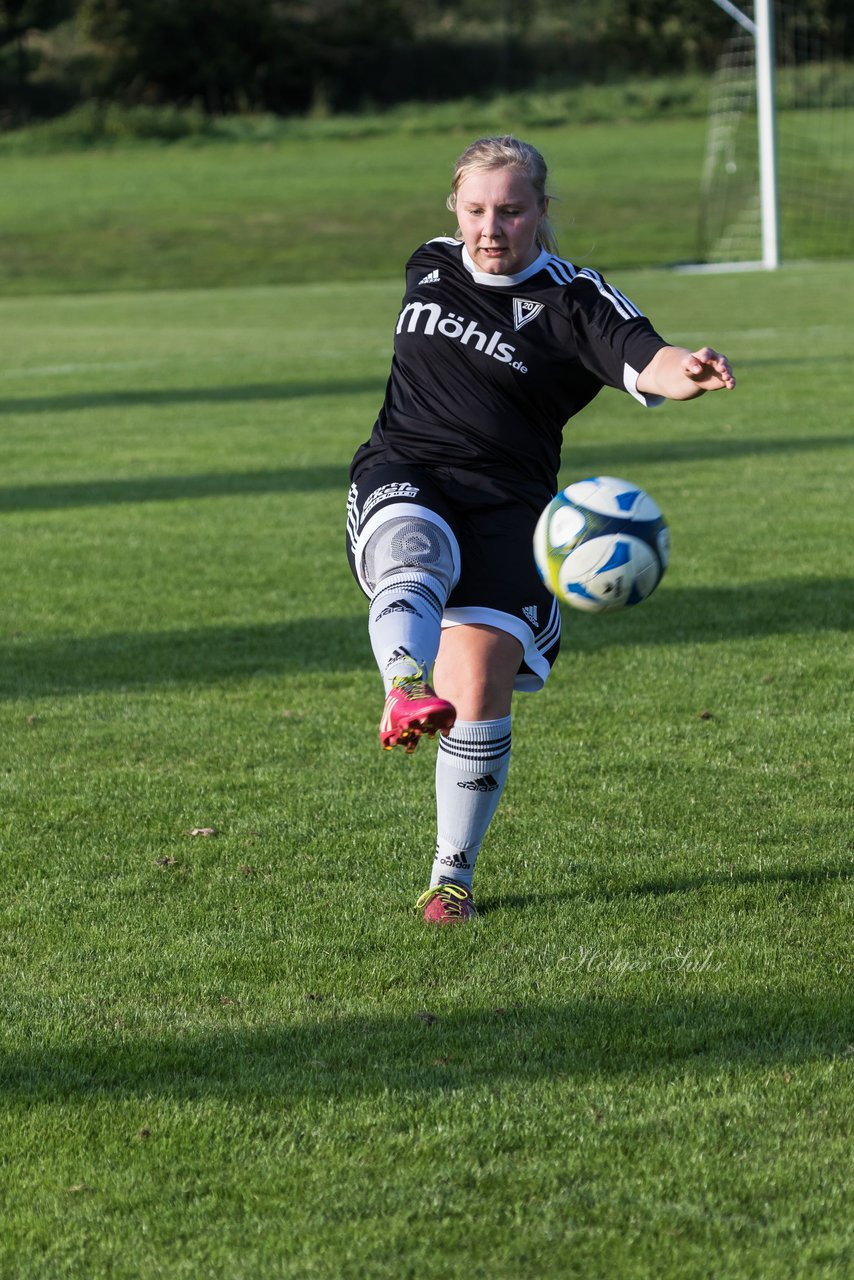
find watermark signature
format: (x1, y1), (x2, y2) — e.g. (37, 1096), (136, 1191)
(561, 946), (723, 977)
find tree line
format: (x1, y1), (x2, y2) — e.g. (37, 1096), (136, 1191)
(2, 0), (853, 126)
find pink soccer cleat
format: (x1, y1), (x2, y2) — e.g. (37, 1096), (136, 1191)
(416, 882), (478, 924)
(379, 670), (456, 754)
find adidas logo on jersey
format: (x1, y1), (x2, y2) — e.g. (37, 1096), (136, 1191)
(513, 298), (544, 330)
(418, 270), (440, 285)
(522, 604), (539, 626)
(456, 774), (499, 792)
(396, 301), (527, 373)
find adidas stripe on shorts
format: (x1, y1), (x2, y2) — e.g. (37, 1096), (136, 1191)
(346, 462), (561, 692)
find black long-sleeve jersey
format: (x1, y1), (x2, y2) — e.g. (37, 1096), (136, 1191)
(351, 237), (669, 500)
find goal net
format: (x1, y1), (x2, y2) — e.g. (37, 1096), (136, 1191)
(697, 0), (854, 267)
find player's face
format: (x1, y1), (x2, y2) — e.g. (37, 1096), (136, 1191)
(455, 168), (545, 276)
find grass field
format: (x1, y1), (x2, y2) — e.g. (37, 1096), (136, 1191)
(1, 259), (852, 1278)
(1, 103), (851, 295)
(0, 107), (852, 1276)
(0, 116), (715, 294)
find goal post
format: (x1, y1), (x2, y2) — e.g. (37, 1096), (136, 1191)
(695, 1), (853, 272)
(753, 0), (781, 267)
(707, 0), (781, 269)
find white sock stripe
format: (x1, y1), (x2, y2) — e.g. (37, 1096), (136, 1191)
(371, 573), (443, 599)
(439, 733), (512, 764)
(446, 716), (512, 734)
(439, 732), (512, 754)
(370, 576), (445, 618)
(440, 727), (513, 748)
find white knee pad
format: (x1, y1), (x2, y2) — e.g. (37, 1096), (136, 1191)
(360, 515), (458, 596)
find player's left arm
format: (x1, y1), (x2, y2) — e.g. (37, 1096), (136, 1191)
(637, 345), (736, 400)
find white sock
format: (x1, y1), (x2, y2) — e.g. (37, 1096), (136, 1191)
(431, 717), (512, 889)
(368, 570), (447, 692)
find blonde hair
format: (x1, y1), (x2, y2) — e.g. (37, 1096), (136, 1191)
(446, 135), (559, 256)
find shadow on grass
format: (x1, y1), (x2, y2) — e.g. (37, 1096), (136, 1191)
(568, 576), (852, 652)
(0, 617), (372, 698)
(1, 577), (850, 699)
(0, 378), (383, 417)
(563, 431), (850, 476)
(0, 434), (848, 516)
(479, 861), (854, 915)
(622, 862), (854, 899)
(0, 465), (348, 513)
(2, 988), (849, 1102)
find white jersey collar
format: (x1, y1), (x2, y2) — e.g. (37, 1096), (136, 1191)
(460, 244), (550, 287)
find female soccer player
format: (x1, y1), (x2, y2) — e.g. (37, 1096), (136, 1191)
(345, 135), (735, 923)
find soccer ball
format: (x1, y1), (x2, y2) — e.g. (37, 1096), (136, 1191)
(533, 476), (669, 612)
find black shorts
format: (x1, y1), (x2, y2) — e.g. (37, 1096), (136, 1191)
(345, 462), (561, 692)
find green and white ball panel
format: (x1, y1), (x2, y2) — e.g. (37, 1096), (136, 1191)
(533, 475), (669, 613)
(547, 502), (588, 547)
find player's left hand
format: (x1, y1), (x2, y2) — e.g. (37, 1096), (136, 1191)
(682, 347), (736, 391)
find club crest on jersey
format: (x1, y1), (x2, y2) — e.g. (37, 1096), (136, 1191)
(512, 298), (544, 331)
